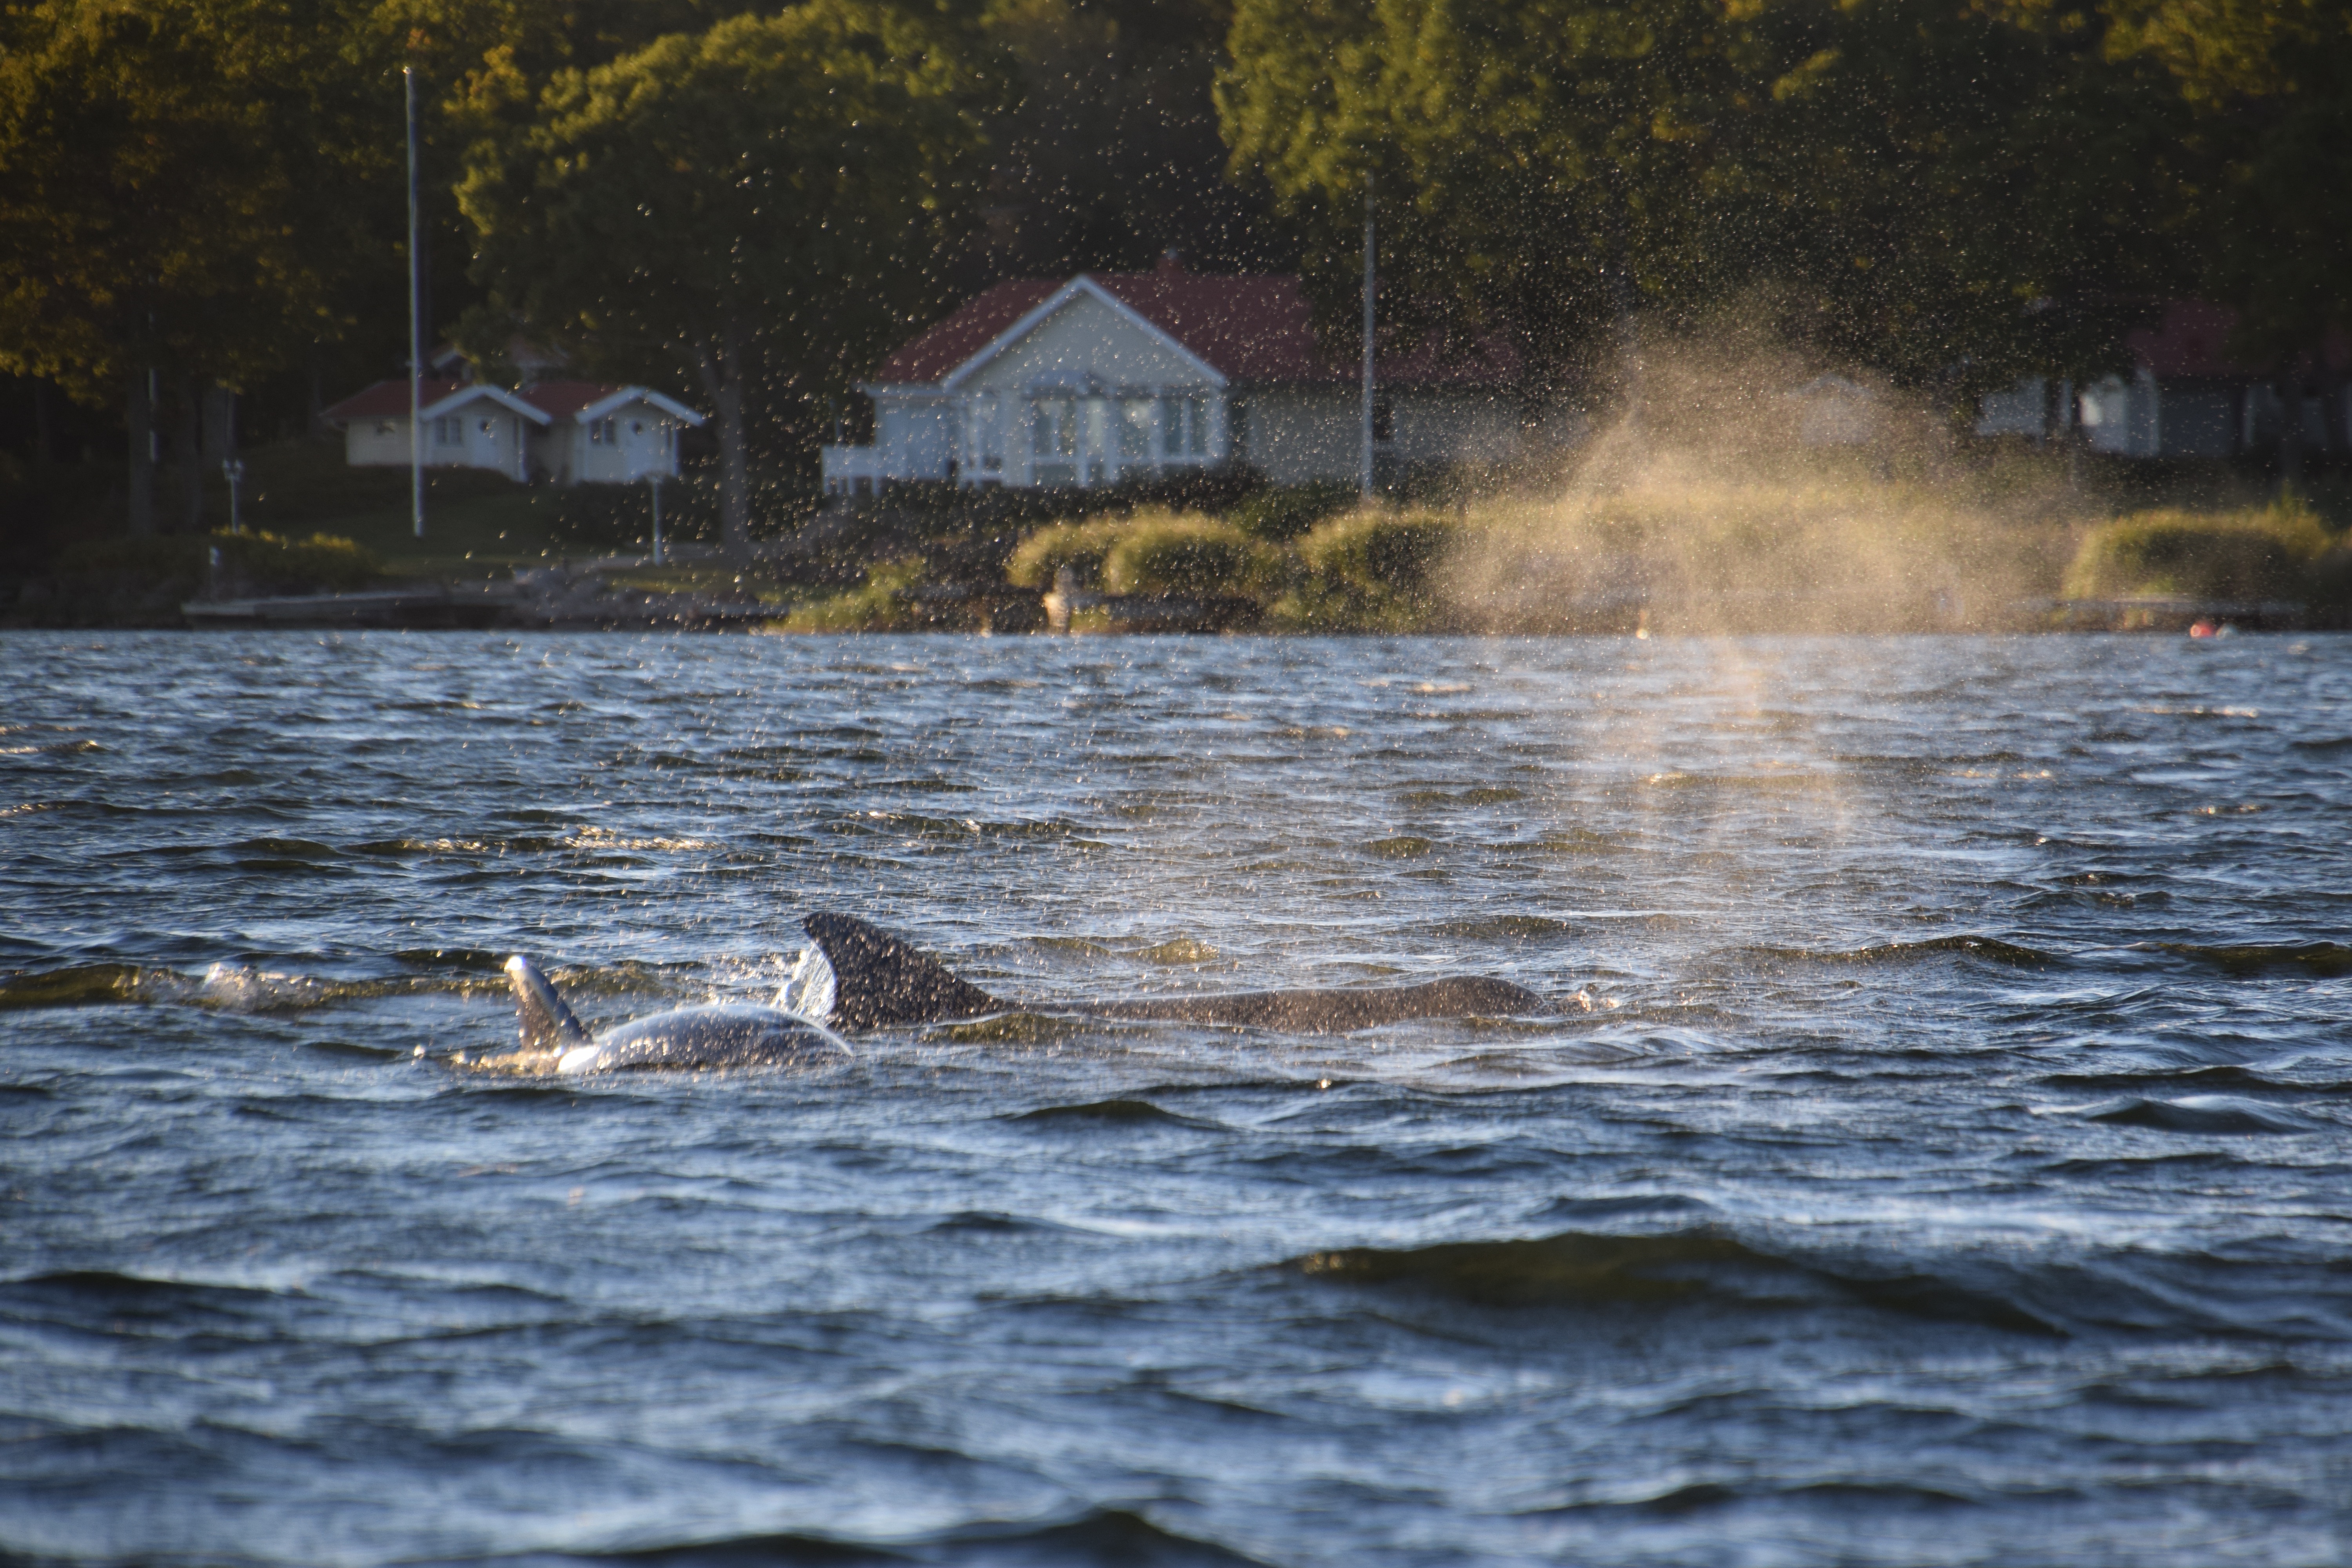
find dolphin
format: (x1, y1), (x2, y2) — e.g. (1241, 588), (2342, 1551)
(503, 954), (853, 1073)
(504, 913), (1544, 1073)
(792, 912), (1547, 1033)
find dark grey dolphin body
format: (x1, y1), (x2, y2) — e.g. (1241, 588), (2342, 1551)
(797, 912), (1547, 1034)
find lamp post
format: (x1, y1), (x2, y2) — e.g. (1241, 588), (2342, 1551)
(404, 64), (425, 540)
(221, 457), (246, 535)
(1361, 172), (1376, 501)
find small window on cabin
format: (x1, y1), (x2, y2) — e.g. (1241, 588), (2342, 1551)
(1118, 399), (1152, 458)
(1032, 397), (1077, 458)
(631, 420), (644, 435)
(1160, 396), (1185, 456)
(432, 416), (462, 445)
(977, 394), (1002, 468)
(1186, 396), (1209, 456)
(375, 421), (397, 437)
(477, 418), (497, 439)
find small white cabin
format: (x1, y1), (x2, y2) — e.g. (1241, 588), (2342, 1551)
(521, 384), (706, 486)
(823, 257), (1524, 494)
(322, 379), (704, 485)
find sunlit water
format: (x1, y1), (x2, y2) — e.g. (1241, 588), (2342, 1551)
(4, 630), (2350, 1567)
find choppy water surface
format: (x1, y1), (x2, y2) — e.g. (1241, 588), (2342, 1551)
(5, 630), (2350, 1567)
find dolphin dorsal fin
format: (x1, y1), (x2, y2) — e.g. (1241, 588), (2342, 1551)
(504, 955), (592, 1051)
(800, 913), (998, 1029)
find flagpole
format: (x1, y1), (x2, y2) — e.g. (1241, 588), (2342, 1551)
(405, 65), (424, 539)
(1360, 173), (1376, 500)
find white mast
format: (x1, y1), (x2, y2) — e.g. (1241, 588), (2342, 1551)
(405, 65), (424, 539)
(1360, 174), (1376, 499)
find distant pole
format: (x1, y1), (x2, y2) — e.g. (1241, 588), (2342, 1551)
(649, 474), (664, 565)
(222, 458), (245, 535)
(221, 392), (242, 535)
(405, 65), (424, 539)
(1361, 173), (1376, 500)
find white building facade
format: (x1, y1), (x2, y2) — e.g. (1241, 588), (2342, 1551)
(323, 380), (704, 485)
(823, 263), (1521, 495)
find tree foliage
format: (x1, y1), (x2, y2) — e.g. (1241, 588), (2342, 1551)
(1220, 0), (2206, 399)
(457, 0), (995, 551)
(0, 0), (387, 400)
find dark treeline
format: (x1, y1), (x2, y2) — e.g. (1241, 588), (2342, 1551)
(1, 0), (2344, 546)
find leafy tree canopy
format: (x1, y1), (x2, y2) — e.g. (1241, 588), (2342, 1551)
(457, 0), (996, 549)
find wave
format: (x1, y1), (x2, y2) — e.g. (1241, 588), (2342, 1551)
(2074, 1094), (2324, 1135)
(2143, 941), (2352, 978)
(0, 956), (674, 1015)
(517, 1507), (1261, 1568)
(1749, 935), (2058, 968)
(1280, 1230), (2062, 1334)
(1430, 914), (1577, 941)
(1008, 1098), (1208, 1129)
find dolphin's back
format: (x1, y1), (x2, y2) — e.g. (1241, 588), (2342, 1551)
(1088, 976), (1545, 1032)
(798, 913), (1546, 1033)
(802, 912), (1000, 1030)
(564, 1004), (846, 1073)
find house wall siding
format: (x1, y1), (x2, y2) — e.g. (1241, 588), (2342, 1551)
(1240, 388), (1517, 483)
(966, 293), (1209, 394)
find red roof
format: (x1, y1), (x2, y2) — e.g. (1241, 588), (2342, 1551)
(319, 379), (468, 422)
(871, 269), (1518, 388)
(322, 377), (654, 425)
(2126, 300), (2352, 379)
(2126, 301), (2258, 380)
(874, 280), (1063, 382)
(515, 381), (629, 419)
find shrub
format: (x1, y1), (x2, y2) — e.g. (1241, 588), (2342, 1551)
(1100, 517), (1275, 598)
(1227, 480), (1357, 542)
(1298, 509), (1465, 597)
(1004, 517), (1134, 590)
(216, 530), (385, 594)
(774, 557), (930, 632)
(2063, 499), (2332, 603)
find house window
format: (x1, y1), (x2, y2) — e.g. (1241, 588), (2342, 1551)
(1118, 399), (1152, 459)
(1031, 397), (1077, 459)
(976, 394), (1002, 470)
(477, 417), (498, 441)
(375, 421), (397, 437)
(432, 416), (463, 446)
(1188, 396), (1209, 456)
(588, 417), (617, 444)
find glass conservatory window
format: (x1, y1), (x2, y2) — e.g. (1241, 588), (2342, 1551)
(1032, 397), (1077, 459)
(1119, 399), (1152, 458)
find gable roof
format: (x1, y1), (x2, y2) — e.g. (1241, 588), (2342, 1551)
(320, 379), (469, 423)
(322, 379), (704, 427)
(549, 385), (706, 426)
(872, 270), (1520, 390)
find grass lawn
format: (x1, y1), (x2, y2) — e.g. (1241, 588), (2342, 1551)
(227, 440), (659, 578)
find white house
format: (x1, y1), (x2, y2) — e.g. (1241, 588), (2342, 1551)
(322, 379), (704, 485)
(1974, 301), (2352, 458)
(519, 383), (706, 485)
(822, 256), (1524, 494)
(1784, 374), (1885, 447)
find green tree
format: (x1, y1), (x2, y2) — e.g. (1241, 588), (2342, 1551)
(0, 0), (389, 534)
(1220, 0), (2196, 410)
(457, 1), (995, 554)
(2102, 0), (2352, 475)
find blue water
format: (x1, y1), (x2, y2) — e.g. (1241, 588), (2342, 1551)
(4, 630), (2350, 1566)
